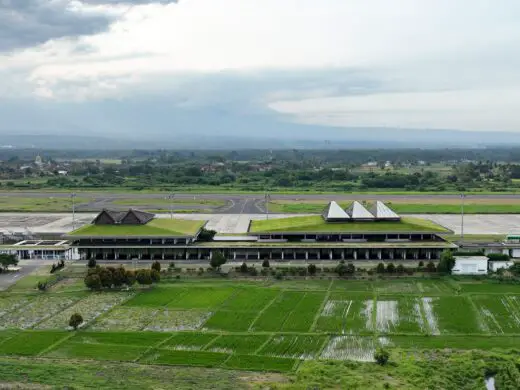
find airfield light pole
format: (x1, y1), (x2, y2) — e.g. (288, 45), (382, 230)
(168, 193), (175, 219)
(460, 193), (465, 242)
(71, 193), (77, 230)
(265, 192), (271, 220)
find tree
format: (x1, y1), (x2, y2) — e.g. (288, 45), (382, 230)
(98, 267), (113, 288)
(0, 254), (18, 270)
(386, 263), (396, 274)
(198, 228), (217, 242)
(376, 263), (386, 274)
(418, 261), (424, 268)
(262, 259), (270, 268)
(151, 269), (161, 283)
(426, 261), (437, 273)
(112, 266), (127, 287)
(69, 313), (83, 330)
(126, 270), (136, 286)
(87, 258), (97, 268)
(151, 261), (161, 273)
(346, 263), (356, 275)
(396, 264), (405, 274)
(374, 348), (390, 365)
(437, 250), (456, 274)
(84, 274), (102, 290)
(335, 261), (348, 277)
(136, 269), (153, 285)
(307, 264), (317, 275)
(240, 262), (248, 273)
(210, 251), (227, 271)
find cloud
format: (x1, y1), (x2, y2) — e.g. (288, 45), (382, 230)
(0, 0), (176, 51)
(0, 0), (520, 133)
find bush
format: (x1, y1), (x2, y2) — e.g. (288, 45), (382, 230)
(374, 348), (390, 365)
(275, 271), (284, 280)
(376, 263), (386, 274)
(386, 263), (396, 274)
(249, 267), (258, 277)
(151, 261), (161, 272)
(418, 261), (424, 268)
(240, 262), (248, 273)
(168, 262), (176, 270)
(136, 269), (153, 285)
(396, 264), (405, 274)
(69, 313), (83, 330)
(37, 281), (48, 291)
(262, 259), (270, 268)
(151, 269), (161, 283)
(84, 274), (102, 290)
(437, 250), (456, 274)
(210, 251), (227, 270)
(487, 253), (510, 261)
(426, 261), (437, 272)
(308, 264), (317, 275)
(87, 258), (97, 268)
(198, 228), (217, 242)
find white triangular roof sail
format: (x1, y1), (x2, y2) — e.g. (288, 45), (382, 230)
(345, 201), (374, 220)
(371, 201), (400, 220)
(322, 201), (350, 221)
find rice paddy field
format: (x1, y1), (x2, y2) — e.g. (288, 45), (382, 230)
(2, 276), (520, 383)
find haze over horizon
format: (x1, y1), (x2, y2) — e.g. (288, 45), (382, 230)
(1, 0), (520, 146)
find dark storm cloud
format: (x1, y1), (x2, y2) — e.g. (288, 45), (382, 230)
(0, 0), (176, 52)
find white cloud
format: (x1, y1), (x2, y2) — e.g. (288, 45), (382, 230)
(0, 0), (520, 131)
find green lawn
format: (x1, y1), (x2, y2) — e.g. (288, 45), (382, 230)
(112, 198), (226, 207)
(249, 216), (449, 233)
(68, 218), (205, 236)
(0, 196), (90, 212)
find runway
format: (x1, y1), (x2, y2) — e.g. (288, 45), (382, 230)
(1, 191), (520, 214)
(0, 212), (519, 235)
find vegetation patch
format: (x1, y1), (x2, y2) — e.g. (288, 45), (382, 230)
(166, 287), (235, 309)
(206, 334), (270, 354)
(320, 336), (384, 362)
(1, 294), (82, 330)
(224, 354), (297, 372)
(203, 310), (259, 331)
(36, 292), (134, 330)
(432, 296), (482, 334)
(251, 291), (303, 331)
(141, 350), (230, 367)
(124, 287), (185, 307)
(0, 331), (68, 356)
(47, 342), (147, 361)
(69, 331), (169, 346)
(315, 293), (373, 334)
(259, 335), (327, 359)
(162, 332), (218, 351)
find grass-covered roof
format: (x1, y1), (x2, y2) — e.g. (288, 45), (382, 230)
(68, 218), (205, 237)
(249, 216), (448, 234)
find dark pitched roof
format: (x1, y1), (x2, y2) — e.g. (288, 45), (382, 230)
(92, 209), (154, 225)
(122, 209), (154, 224)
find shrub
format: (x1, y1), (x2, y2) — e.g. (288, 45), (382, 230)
(437, 250), (456, 274)
(426, 261), (437, 272)
(262, 259), (270, 268)
(374, 348), (390, 365)
(386, 263), (396, 274)
(376, 263), (386, 274)
(240, 262), (248, 273)
(418, 261), (424, 268)
(84, 274), (102, 290)
(151, 269), (161, 283)
(136, 269), (153, 285)
(125, 270), (136, 286)
(275, 271), (284, 280)
(249, 267), (258, 277)
(308, 264), (317, 275)
(87, 258), (97, 268)
(151, 261), (161, 273)
(487, 253), (510, 261)
(69, 313), (83, 330)
(396, 264), (405, 274)
(210, 251), (227, 270)
(37, 281), (48, 291)
(198, 228), (217, 242)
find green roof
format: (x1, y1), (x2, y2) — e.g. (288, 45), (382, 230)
(67, 218), (205, 237)
(249, 216), (449, 234)
(194, 241), (456, 249)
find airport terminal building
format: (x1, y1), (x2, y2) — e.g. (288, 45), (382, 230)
(65, 202), (456, 262)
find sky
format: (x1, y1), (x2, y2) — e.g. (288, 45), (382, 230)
(1, 0), (520, 139)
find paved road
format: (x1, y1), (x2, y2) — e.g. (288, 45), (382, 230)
(0, 260), (50, 291)
(2, 191), (520, 214)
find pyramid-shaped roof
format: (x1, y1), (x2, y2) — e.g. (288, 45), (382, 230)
(322, 201), (350, 221)
(370, 201), (400, 220)
(345, 201), (374, 220)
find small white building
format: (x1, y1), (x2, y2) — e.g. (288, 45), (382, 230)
(452, 256), (488, 275)
(489, 261), (514, 272)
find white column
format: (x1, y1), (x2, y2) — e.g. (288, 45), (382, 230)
(401, 250), (406, 260)
(365, 250), (369, 260)
(354, 250), (357, 260)
(378, 250), (382, 260)
(341, 250), (345, 260)
(281, 252), (284, 260)
(305, 251), (309, 260)
(257, 251), (261, 260)
(233, 252), (237, 260)
(329, 251), (333, 260)
(427, 251), (431, 260)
